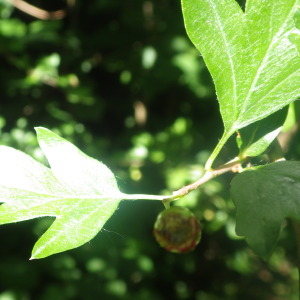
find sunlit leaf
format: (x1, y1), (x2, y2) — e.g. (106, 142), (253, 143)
(0, 128), (124, 259)
(182, 0), (300, 167)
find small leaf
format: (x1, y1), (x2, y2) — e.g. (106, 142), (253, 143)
(237, 106), (288, 157)
(230, 161), (300, 259)
(0, 128), (124, 259)
(281, 102), (297, 132)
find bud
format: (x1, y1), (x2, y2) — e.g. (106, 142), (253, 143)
(153, 206), (201, 253)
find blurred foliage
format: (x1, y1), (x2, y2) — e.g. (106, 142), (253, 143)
(0, 0), (299, 299)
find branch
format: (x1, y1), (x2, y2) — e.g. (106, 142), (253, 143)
(6, 0), (75, 20)
(171, 156), (245, 200)
(121, 157), (245, 207)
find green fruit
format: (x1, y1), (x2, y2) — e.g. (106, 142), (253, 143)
(153, 206), (201, 253)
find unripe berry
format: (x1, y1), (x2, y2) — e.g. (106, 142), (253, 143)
(153, 206), (201, 253)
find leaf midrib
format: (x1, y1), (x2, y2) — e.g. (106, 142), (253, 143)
(0, 185), (123, 202)
(208, 0), (238, 120)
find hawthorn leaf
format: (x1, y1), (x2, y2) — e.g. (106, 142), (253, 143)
(35, 127), (120, 196)
(182, 0), (300, 167)
(230, 161), (300, 259)
(237, 106), (288, 157)
(0, 128), (124, 259)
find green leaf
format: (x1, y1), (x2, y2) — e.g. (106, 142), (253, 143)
(182, 0), (300, 168)
(289, 7), (300, 54)
(289, 32), (300, 55)
(281, 102), (297, 132)
(294, 5), (300, 29)
(0, 128), (124, 259)
(35, 127), (120, 196)
(230, 161), (300, 259)
(237, 106), (288, 157)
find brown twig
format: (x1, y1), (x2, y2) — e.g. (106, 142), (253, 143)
(6, 0), (75, 20)
(170, 157), (246, 200)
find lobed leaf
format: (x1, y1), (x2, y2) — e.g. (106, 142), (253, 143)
(182, 0), (300, 166)
(35, 127), (120, 196)
(230, 161), (300, 259)
(0, 128), (124, 259)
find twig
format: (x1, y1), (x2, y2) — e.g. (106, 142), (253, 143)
(122, 157), (246, 205)
(6, 0), (74, 20)
(171, 156), (245, 200)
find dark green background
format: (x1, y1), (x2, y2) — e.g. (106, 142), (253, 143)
(0, 0), (298, 299)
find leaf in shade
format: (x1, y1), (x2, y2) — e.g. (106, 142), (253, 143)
(231, 161), (300, 259)
(237, 106), (288, 157)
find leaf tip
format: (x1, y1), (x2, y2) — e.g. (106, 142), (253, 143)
(30, 250), (48, 260)
(34, 126), (48, 133)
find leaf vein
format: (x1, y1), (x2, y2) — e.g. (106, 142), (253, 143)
(236, 67), (300, 129)
(208, 0), (238, 114)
